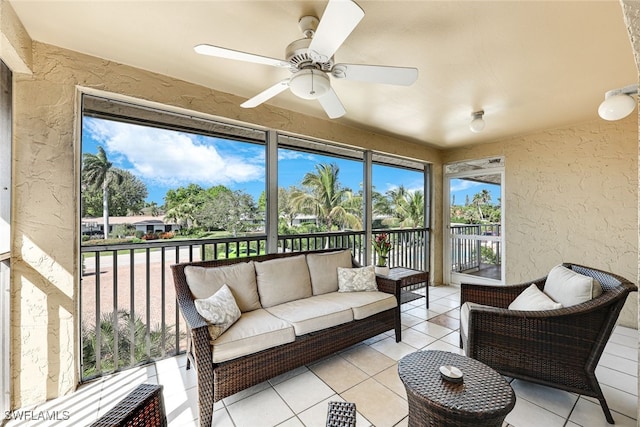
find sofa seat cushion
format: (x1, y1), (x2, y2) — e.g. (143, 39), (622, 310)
(306, 249), (354, 295)
(210, 309), (295, 363)
(185, 261), (261, 312)
(315, 291), (397, 320)
(255, 255), (312, 308)
(265, 296), (354, 336)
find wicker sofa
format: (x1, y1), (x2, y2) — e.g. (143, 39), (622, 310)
(171, 249), (399, 427)
(460, 263), (637, 424)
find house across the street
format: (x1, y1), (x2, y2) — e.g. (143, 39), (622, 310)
(81, 215), (180, 237)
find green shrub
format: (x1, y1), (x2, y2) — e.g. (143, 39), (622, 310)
(480, 246), (497, 265)
(81, 310), (180, 378)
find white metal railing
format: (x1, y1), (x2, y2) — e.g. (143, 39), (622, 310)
(450, 223), (501, 273)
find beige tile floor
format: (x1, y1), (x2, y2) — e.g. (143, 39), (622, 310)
(6, 285), (638, 427)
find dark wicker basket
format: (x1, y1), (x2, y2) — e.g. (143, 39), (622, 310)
(90, 383), (167, 427)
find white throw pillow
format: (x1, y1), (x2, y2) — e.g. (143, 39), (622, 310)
(508, 284), (563, 311)
(194, 284), (241, 340)
(544, 265), (603, 307)
(337, 265), (378, 292)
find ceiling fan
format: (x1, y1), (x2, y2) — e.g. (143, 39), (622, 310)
(194, 0), (418, 119)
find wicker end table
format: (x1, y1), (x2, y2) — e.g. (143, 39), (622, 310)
(375, 267), (429, 342)
(398, 351), (515, 427)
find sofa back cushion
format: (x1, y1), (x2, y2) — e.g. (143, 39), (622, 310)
(255, 255), (312, 308)
(306, 249), (353, 295)
(544, 264), (603, 307)
(184, 261), (261, 312)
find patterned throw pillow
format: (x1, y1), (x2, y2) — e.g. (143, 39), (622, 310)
(194, 284), (241, 340)
(337, 265), (378, 292)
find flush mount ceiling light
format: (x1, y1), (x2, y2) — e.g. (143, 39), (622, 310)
(469, 110), (485, 133)
(288, 69), (331, 100)
(598, 84), (638, 121)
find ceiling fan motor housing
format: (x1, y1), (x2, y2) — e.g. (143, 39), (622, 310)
(286, 38), (333, 71)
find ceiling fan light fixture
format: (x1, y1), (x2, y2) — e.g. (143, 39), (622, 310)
(470, 110), (485, 133)
(598, 84), (638, 121)
(289, 69), (331, 100)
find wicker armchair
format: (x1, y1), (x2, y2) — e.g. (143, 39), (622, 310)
(460, 263), (636, 425)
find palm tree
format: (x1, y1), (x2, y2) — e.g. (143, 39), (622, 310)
(165, 202), (196, 229)
(471, 189), (492, 221)
(386, 185), (409, 216)
(399, 190), (425, 228)
(389, 187), (424, 228)
(82, 146), (124, 239)
(290, 163), (362, 231)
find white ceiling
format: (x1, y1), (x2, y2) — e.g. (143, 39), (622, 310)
(9, 0), (638, 148)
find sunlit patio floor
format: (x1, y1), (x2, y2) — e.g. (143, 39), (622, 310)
(7, 285), (638, 427)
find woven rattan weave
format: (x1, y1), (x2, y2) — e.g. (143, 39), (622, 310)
(326, 401), (357, 427)
(398, 350), (515, 427)
(90, 383), (167, 427)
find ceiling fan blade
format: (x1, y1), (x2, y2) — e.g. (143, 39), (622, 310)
(332, 64), (418, 86)
(241, 80), (290, 108)
(318, 88), (346, 119)
(194, 44), (290, 69)
(308, 0), (364, 61)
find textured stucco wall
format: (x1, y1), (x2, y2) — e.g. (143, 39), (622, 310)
(0, 0), (30, 73)
(443, 117), (638, 327)
(619, 0), (640, 416)
(7, 41), (442, 407)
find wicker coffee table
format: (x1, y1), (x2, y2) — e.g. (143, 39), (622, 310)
(398, 351), (515, 427)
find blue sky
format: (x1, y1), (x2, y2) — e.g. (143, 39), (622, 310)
(449, 178), (501, 206)
(82, 117), (425, 205)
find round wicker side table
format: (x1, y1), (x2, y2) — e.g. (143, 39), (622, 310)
(398, 350), (515, 427)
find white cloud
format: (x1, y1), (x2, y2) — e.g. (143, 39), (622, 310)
(450, 179), (483, 193)
(278, 149), (317, 161)
(85, 119), (264, 187)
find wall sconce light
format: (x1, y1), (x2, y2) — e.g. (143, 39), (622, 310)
(598, 84), (638, 121)
(469, 110), (485, 133)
